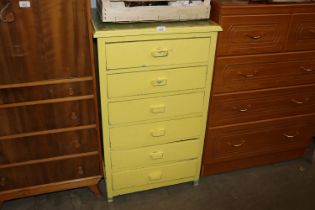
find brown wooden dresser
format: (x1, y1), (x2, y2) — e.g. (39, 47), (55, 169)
(202, 0), (315, 176)
(0, 0), (102, 204)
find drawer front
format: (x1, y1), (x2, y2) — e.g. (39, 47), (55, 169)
(213, 53), (315, 93)
(204, 116), (315, 163)
(110, 117), (202, 149)
(112, 160), (197, 190)
(111, 140), (199, 171)
(106, 38), (210, 69)
(0, 155), (100, 191)
(209, 85), (315, 126)
(0, 99), (96, 136)
(217, 15), (289, 56)
(287, 14), (315, 52)
(0, 81), (93, 105)
(109, 92), (204, 124)
(0, 129), (98, 165)
(107, 66), (207, 98)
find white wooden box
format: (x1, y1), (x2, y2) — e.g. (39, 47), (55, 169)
(97, 0), (211, 22)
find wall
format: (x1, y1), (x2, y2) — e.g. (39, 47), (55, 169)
(91, 0), (96, 8)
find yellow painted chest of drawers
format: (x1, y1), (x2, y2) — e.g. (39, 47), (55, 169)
(92, 12), (221, 201)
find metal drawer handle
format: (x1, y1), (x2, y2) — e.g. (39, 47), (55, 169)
(233, 104), (252, 112)
(150, 128), (166, 137)
(150, 104), (166, 114)
(150, 151), (164, 160)
(151, 78), (168, 86)
(0, 177), (7, 187)
(290, 98), (309, 105)
(151, 48), (169, 57)
(246, 34), (263, 40)
(283, 131), (300, 139)
(237, 71), (257, 78)
(148, 171), (162, 181)
(227, 139), (246, 147)
(301, 66), (313, 73)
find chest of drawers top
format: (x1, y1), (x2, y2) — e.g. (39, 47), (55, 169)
(211, 0), (315, 56)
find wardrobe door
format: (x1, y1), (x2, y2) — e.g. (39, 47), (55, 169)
(0, 0), (92, 85)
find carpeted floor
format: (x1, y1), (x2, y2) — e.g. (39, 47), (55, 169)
(2, 159), (315, 210)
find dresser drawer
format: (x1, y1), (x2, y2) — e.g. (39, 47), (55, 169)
(287, 14), (315, 52)
(0, 99), (96, 136)
(111, 140), (199, 172)
(0, 155), (100, 191)
(107, 66), (207, 98)
(204, 116), (315, 163)
(106, 38), (210, 70)
(217, 15), (289, 56)
(0, 81), (93, 105)
(210, 85), (315, 126)
(112, 160), (197, 190)
(110, 117), (202, 149)
(0, 129), (98, 165)
(108, 92), (204, 124)
(213, 52), (315, 93)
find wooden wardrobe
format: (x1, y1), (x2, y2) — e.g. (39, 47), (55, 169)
(0, 0), (102, 204)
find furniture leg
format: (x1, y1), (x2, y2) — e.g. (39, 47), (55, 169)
(88, 184), (102, 197)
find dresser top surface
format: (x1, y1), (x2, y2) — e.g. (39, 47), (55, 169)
(92, 10), (222, 38)
(212, 0), (315, 14)
(214, 0), (315, 6)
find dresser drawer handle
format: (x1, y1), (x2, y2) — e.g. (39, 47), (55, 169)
(283, 131), (300, 139)
(77, 166), (84, 175)
(68, 87), (75, 96)
(150, 151), (164, 160)
(150, 104), (166, 114)
(151, 78), (168, 86)
(309, 29), (315, 35)
(148, 171), (162, 181)
(301, 66), (313, 73)
(0, 177), (7, 187)
(238, 71), (257, 78)
(150, 128), (166, 137)
(151, 48), (169, 57)
(290, 98), (309, 105)
(227, 139), (246, 148)
(71, 112), (78, 120)
(246, 34), (263, 40)
(72, 139), (81, 148)
(233, 104), (251, 112)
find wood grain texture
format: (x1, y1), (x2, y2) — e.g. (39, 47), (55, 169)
(209, 84), (315, 126)
(0, 99), (96, 136)
(0, 0), (102, 203)
(0, 0), (92, 85)
(212, 51), (315, 93)
(0, 176), (101, 202)
(0, 154), (100, 191)
(0, 81), (94, 105)
(287, 14), (315, 52)
(217, 14), (290, 56)
(204, 115), (315, 164)
(0, 129), (98, 164)
(202, 0), (315, 176)
(202, 149), (306, 176)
